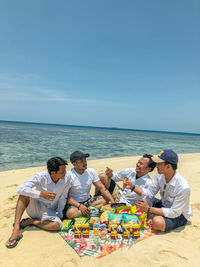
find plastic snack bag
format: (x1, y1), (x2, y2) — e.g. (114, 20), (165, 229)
(74, 217), (89, 225)
(89, 205), (100, 217)
(116, 206), (132, 214)
(60, 219), (73, 231)
(108, 213), (123, 231)
(122, 214), (139, 227)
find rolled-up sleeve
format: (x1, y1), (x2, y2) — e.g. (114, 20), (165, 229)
(162, 188), (190, 218)
(17, 174), (41, 198)
(112, 169), (133, 182)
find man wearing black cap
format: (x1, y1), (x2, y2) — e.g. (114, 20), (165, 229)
(123, 150), (192, 232)
(65, 151), (115, 219)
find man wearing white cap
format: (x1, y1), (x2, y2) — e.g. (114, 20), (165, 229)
(123, 149), (192, 232)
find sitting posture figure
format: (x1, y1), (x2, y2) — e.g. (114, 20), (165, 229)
(65, 151), (115, 219)
(6, 157), (70, 248)
(96, 154), (156, 206)
(123, 150), (193, 232)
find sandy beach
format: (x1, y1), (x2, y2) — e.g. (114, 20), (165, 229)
(1, 153), (200, 267)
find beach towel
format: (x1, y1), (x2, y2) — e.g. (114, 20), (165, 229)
(59, 227), (153, 258)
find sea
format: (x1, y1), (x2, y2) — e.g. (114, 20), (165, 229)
(0, 120), (200, 172)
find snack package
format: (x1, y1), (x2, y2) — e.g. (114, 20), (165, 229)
(108, 213), (123, 231)
(60, 219), (73, 231)
(111, 203), (126, 209)
(89, 216), (100, 228)
(132, 224), (140, 239)
(130, 205), (137, 214)
(100, 205), (115, 213)
(82, 223), (89, 238)
(116, 206), (132, 214)
(93, 223), (100, 236)
(110, 225), (118, 240)
(122, 223), (132, 239)
(137, 211), (147, 228)
(122, 214), (139, 227)
(73, 224), (82, 238)
(89, 205), (100, 217)
(100, 211), (109, 225)
(74, 217), (89, 225)
(130, 207), (147, 228)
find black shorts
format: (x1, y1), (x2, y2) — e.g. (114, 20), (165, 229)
(152, 198), (187, 232)
(62, 195), (100, 219)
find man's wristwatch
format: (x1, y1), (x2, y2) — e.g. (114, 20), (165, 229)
(131, 184), (135, 191)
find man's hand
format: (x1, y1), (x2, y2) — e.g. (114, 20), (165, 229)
(135, 199), (149, 212)
(79, 204), (90, 217)
(40, 191), (56, 201)
(105, 167), (113, 179)
(122, 177), (133, 189)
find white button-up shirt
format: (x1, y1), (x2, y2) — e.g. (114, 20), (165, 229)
(17, 170), (71, 218)
(142, 171), (192, 219)
(112, 168), (153, 206)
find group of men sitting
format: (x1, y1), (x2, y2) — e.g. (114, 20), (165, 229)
(6, 149), (192, 248)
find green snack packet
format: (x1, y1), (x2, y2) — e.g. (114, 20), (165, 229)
(60, 219), (73, 231)
(74, 217), (89, 225)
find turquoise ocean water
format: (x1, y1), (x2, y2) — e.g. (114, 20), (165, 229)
(0, 120), (200, 172)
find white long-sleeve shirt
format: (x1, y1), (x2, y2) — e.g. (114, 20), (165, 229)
(142, 171), (192, 219)
(17, 170), (71, 218)
(112, 168), (153, 206)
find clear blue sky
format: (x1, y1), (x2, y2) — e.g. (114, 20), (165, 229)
(0, 0), (199, 133)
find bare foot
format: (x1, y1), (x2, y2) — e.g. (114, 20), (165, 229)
(20, 217), (34, 229)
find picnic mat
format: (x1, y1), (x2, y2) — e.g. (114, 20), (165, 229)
(59, 227), (153, 258)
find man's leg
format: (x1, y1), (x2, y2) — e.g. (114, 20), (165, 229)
(6, 195), (30, 247)
(22, 218), (60, 231)
(66, 207), (82, 219)
(95, 173), (111, 195)
(151, 216), (166, 233)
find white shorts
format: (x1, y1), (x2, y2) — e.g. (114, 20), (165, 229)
(26, 198), (62, 227)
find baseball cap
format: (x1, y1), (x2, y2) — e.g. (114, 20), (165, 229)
(152, 150), (178, 165)
(70, 151), (90, 163)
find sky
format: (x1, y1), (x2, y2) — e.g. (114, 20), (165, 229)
(0, 0), (199, 133)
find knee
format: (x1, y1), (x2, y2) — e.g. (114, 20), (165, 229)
(66, 208), (79, 219)
(52, 221), (61, 231)
(152, 216), (166, 232)
(18, 195), (30, 205)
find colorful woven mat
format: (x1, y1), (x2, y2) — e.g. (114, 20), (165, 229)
(59, 228), (153, 258)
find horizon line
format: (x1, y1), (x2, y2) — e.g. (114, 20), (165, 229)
(0, 119), (200, 136)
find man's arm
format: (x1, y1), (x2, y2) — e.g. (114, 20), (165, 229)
(67, 192), (90, 217)
(123, 177), (143, 195)
(135, 199), (164, 216)
(93, 180), (115, 203)
(17, 174), (56, 201)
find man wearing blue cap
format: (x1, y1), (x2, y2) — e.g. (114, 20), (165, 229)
(123, 149), (192, 232)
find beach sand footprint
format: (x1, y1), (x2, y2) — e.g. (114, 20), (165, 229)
(7, 194), (18, 202)
(156, 249), (188, 264)
(191, 203), (200, 211)
(6, 184), (19, 188)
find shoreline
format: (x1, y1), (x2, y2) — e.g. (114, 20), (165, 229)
(0, 153), (200, 267)
(1, 152), (200, 174)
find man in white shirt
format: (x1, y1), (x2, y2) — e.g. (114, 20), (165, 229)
(65, 151), (115, 219)
(95, 154), (156, 206)
(123, 150), (192, 232)
(6, 157), (70, 248)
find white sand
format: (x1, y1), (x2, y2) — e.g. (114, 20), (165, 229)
(0, 154), (200, 267)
